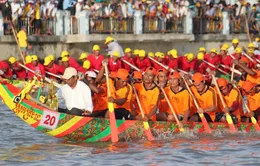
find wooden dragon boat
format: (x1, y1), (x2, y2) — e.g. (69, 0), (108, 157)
(0, 82), (259, 143)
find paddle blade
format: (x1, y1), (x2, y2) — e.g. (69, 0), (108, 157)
(198, 113), (212, 133)
(108, 102), (119, 142)
(143, 121), (154, 141)
(251, 117), (260, 131)
(226, 113), (237, 133)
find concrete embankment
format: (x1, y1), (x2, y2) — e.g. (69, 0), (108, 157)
(0, 34), (250, 60)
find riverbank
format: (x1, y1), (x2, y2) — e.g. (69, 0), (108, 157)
(0, 34), (251, 60)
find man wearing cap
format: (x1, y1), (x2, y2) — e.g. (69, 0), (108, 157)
(78, 52), (88, 65)
(241, 80), (260, 122)
(188, 72), (218, 122)
(61, 51), (85, 73)
(87, 45), (105, 71)
(27, 55), (45, 80)
(58, 67), (93, 116)
(135, 50), (151, 71)
(168, 49), (179, 70)
(122, 48), (136, 72)
(179, 53), (198, 74)
(153, 52), (167, 70)
(8, 56), (26, 80)
(228, 38), (239, 55)
(134, 67), (159, 121)
(204, 48), (221, 75)
(0, 60), (13, 79)
(157, 71), (191, 122)
(44, 56), (65, 79)
(108, 51), (122, 72)
(104, 36), (124, 57)
(215, 78), (242, 123)
(106, 68), (133, 119)
(219, 46), (232, 75)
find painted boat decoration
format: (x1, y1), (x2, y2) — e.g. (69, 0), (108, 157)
(0, 82), (259, 143)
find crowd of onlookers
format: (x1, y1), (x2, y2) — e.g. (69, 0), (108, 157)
(3, 0), (260, 36)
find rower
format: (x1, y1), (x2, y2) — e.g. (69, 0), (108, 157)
(228, 38), (239, 55)
(0, 60), (13, 79)
(241, 81), (260, 122)
(153, 52), (166, 70)
(215, 78), (242, 123)
(188, 72), (218, 122)
(78, 52), (88, 65)
(8, 56), (26, 80)
(87, 45), (105, 71)
(135, 50), (151, 71)
(134, 67), (159, 121)
(204, 48), (221, 76)
(198, 47), (206, 55)
(108, 51), (122, 72)
(180, 53), (197, 75)
(61, 51), (85, 74)
(27, 55), (45, 80)
(219, 46), (233, 80)
(157, 71), (191, 122)
(197, 52), (208, 74)
(57, 67), (93, 116)
(43, 56), (64, 79)
(122, 48), (135, 72)
(168, 49), (179, 71)
(106, 68), (132, 120)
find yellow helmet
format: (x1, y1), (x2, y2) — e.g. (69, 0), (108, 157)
(148, 52), (154, 57)
(199, 47), (206, 52)
(248, 42), (255, 48)
(125, 48), (132, 53)
(248, 49), (255, 54)
(158, 52), (165, 58)
(44, 56), (52, 66)
(25, 55), (32, 64)
(113, 51), (120, 57)
(83, 60), (91, 69)
(197, 52), (204, 60)
(255, 37), (260, 42)
(155, 52), (161, 57)
(139, 50), (146, 57)
(93, 45), (100, 51)
(133, 49), (139, 55)
(187, 53), (194, 61)
(31, 55), (38, 61)
(104, 36), (114, 44)
(170, 49), (178, 58)
(48, 54), (55, 61)
(222, 43), (230, 49)
(79, 53), (88, 60)
(61, 51), (69, 57)
(62, 57), (69, 62)
(232, 38), (239, 44)
(235, 47), (242, 54)
(211, 48), (218, 54)
(220, 46), (227, 51)
(8, 56), (17, 64)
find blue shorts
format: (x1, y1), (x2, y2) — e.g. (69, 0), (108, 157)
(21, 47), (27, 52)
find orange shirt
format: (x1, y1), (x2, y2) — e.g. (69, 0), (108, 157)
(164, 86), (191, 116)
(110, 79), (132, 111)
(217, 87), (243, 121)
(134, 83), (159, 121)
(92, 83), (108, 112)
(238, 70), (260, 87)
(247, 91), (260, 112)
(191, 85), (218, 121)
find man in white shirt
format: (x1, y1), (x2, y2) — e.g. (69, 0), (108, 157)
(104, 36), (124, 57)
(58, 67), (93, 116)
(11, 0), (21, 22)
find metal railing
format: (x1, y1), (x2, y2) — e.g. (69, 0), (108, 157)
(230, 18), (246, 34)
(71, 16), (79, 34)
(193, 17), (222, 34)
(90, 17), (134, 34)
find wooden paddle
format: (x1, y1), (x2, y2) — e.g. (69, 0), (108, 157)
(233, 84), (260, 131)
(182, 76), (212, 133)
(132, 82), (154, 141)
(160, 87), (184, 132)
(202, 60), (230, 76)
(121, 59), (141, 72)
(231, 63), (235, 82)
(211, 75), (237, 132)
(104, 63), (119, 143)
(46, 71), (61, 79)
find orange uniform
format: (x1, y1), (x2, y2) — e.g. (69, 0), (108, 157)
(92, 83), (108, 112)
(238, 70), (260, 87)
(191, 85), (218, 121)
(247, 91), (260, 112)
(163, 86), (191, 116)
(134, 83), (159, 121)
(110, 79), (132, 112)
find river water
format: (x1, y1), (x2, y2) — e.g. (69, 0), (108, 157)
(1, 103), (260, 166)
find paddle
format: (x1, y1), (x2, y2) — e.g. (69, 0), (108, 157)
(19, 63), (62, 88)
(121, 59), (141, 72)
(104, 63), (119, 143)
(233, 84), (260, 131)
(160, 87), (184, 132)
(182, 76), (212, 133)
(131, 81), (154, 141)
(202, 60), (230, 76)
(231, 63), (235, 82)
(211, 75), (237, 132)
(219, 64), (241, 75)
(46, 71), (61, 79)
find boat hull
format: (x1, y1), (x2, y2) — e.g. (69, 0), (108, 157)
(0, 82), (258, 143)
